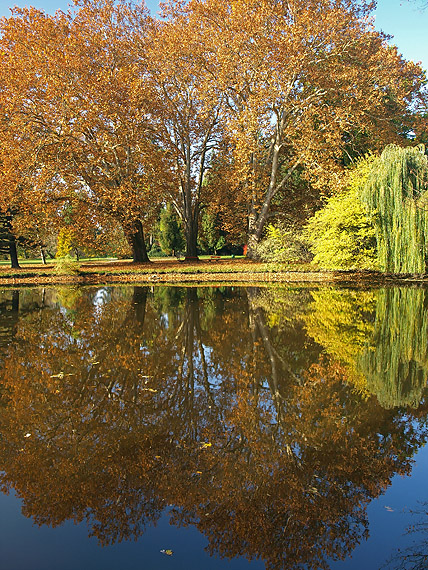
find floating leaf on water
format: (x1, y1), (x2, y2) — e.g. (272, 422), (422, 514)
(200, 442), (212, 449)
(50, 373), (75, 378)
(160, 549), (173, 556)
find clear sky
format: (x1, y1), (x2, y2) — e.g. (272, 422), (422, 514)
(0, 0), (427, 72)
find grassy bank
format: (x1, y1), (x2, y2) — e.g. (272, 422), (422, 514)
(1, 257), (428, 287)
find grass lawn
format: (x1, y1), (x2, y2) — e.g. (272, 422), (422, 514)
(0, 255), (421, 285)
(0, 255), (320, 285)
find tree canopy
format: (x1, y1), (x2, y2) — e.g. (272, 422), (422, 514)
(0, 0), (427, 265)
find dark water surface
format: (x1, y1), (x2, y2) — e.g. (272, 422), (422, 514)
(0, 284), (427, 570)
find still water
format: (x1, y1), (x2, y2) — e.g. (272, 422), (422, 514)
(0, 284), (427, 570)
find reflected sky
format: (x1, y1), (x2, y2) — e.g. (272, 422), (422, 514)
(0, 285), (427, 570)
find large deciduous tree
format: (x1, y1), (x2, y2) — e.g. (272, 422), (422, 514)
(0, 0), (161, 263)
(136, 3), (225, 260)
(184, 0), (428, 257)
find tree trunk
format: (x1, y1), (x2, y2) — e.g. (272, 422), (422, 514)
(11, 290), (19, 312)
(184, 218), (199, 261)
(9, 235), (20, 269)
(40, 247), (47, 265)
(246, 210), (262, 260)
(126, 220), (150, 263)
(132, 286), (148, 325)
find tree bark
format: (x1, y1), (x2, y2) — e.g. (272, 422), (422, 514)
(184, 219), (199, 261)
(9, 235), (20, 269)
(126, 220), (150, 263)
(246, 210), (262, 260)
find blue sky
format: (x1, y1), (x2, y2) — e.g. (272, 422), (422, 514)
(0, 0), (427, 72)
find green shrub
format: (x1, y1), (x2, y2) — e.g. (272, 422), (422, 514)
(253, 223), (311, 265)
(304, 156), (378, 270)
(53, 255), (82, 275)
(305, 146), (428, 273)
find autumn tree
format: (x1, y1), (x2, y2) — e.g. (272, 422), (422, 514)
(0, 0), (162, 263)
(135, 3), (225, 260)
(180, 0), (427, 258)
(0, 131), (61, 266)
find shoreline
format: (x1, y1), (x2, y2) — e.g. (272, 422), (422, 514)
(1, 261), (428, 287)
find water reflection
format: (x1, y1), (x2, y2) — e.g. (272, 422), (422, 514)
(384, 502), (428, 570)
(0, 285), (427, 569)
(301, 287), (428, 407)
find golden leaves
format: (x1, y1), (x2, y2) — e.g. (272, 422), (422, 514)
(160, 549), (173, 556)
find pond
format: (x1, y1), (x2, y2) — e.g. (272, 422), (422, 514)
(0, 284), (427, 570)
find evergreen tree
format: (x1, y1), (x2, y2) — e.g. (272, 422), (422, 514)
(158, 204), (185, 257)
(198, 210), (225, 254)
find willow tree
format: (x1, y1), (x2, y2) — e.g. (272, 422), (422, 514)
(358, 288), (428, 409)
(303, 287), (428, 408)
(362, 145), (428, 273)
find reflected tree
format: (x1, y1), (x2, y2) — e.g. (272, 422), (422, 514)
(303, 287), (428, 407)
(0, 286), (427, 569)
(0, 290), (20, 351)
(359, 288), (428, 408)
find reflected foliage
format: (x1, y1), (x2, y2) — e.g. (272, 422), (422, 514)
(302, 287), (428, 407)
(359, 288), (428, 408)
(0, 285), (427, 569)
